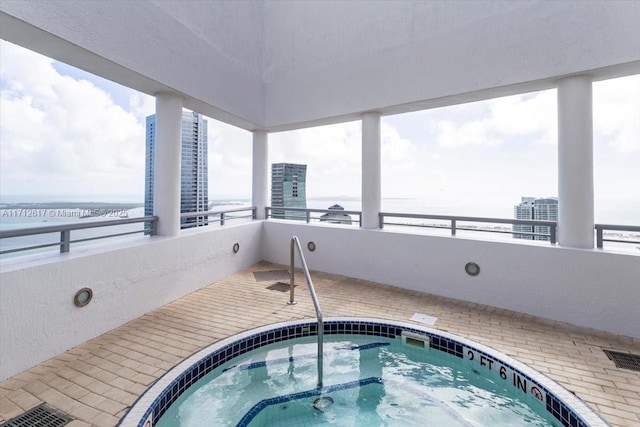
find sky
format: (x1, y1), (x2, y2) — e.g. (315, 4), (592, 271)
(1, 40), (639, 222)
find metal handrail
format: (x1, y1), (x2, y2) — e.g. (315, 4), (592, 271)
(288, 236), (324, 388)
(0, 216), (158, 255)
(595, 224), (640, 249)
(265, 206), (361, 226)
(379, 212), (558, 244)
(1, 207), (257, 256)
(181, 207), (257, 226)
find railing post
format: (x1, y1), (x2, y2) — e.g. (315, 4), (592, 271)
(596, 226), (603, 249)
(288, 238), (296, 305)
(451, 219), (457, 236)
(306, 210), (311, 223)
(60, 230), (70, 253)
(379, 213), (384, 229)
(220, 212), (225, 226)
(550, 225), (557, 244)
(252, 207), (257, 220)
(264, 207), (269, 219)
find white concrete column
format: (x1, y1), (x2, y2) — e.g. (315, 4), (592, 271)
(154, 92), (183, 236)
(362, 112), (382, 229)
(252, 130), (269, 220)
(557, 76), (594, 248)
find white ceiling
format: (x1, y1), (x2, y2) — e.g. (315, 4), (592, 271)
(1, 0), (639, 131)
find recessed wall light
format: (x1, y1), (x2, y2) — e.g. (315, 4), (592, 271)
(307, 241), (316, 252)
(465, 262), (480, 276)
(233, 243), (240, 253)
(74, 288), (93, 307)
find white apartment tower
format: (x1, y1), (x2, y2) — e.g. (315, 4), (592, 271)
(513, 197), (559, 241)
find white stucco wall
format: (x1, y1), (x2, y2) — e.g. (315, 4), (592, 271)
(0, 222), (262, 381)
(262, 221), (640, 339)
(1, 220), (638, 381)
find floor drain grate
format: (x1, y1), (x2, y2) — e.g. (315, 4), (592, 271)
(1, 404), (72, 427)
(603, 350), (640, 371)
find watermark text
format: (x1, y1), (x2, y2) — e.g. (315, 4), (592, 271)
(1, 209), (129, 218)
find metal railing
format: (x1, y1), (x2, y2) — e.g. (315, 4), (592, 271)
(4, 206), (636, 256)
(595, 224), (640, 249)
(379, 212), (558, 244)
(0, 207), (256, 256)
(180, 206), (256, 227)
(288, 235), (324, 388)
(0, 216), (158, 255)
(265, 206), (361, 226)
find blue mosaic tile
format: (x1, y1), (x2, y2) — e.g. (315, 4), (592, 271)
(546, 394), (587, 427)
(236, 377), (383, 426)
(430, 336), (463, 358)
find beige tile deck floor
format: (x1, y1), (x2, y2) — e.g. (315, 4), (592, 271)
(1, 261), (639, 427)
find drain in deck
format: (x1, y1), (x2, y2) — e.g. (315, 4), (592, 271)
(603, 350), (640, 371)
(253, 270), (290, 282)
(1, 404), (72, 427)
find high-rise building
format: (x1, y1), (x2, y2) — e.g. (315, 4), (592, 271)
(145, 111), (209, 229)
(513, 197), (558, 241)
(271, 163), (307, 220)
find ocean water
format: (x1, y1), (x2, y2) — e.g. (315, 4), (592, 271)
(0, 207), (147, 258)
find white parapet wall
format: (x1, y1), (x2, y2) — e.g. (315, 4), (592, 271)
(2, 219), (638, 381)
(263, 221), (640, 339)
(0, 222), (262, 381)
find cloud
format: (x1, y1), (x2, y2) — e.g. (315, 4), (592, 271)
(434, 89), (557, 148)
(431, 76), (639, 153)
(435, 119), (502, 148)
(1, 40), (636, 221)
(206, 118), (253, 198)
(269, 121), (362, 197)
(0, 40), (150, 198)
(381, 122), (440, 199)
(129, 91), (155, 124)
(266, 120), (446, 200)
(594, 75), (640, 153)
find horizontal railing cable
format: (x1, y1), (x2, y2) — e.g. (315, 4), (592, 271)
(0, 216), (158, 255)
(595, 224), (640, 249)
(0, 207), (259, 256)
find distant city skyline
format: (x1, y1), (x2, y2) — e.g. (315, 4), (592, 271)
(1, 40), (638, 224)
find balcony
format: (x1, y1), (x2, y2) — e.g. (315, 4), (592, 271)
(1, 216), (639, 426)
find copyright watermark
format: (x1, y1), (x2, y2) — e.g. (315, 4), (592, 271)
(1, 208), (129, 218)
